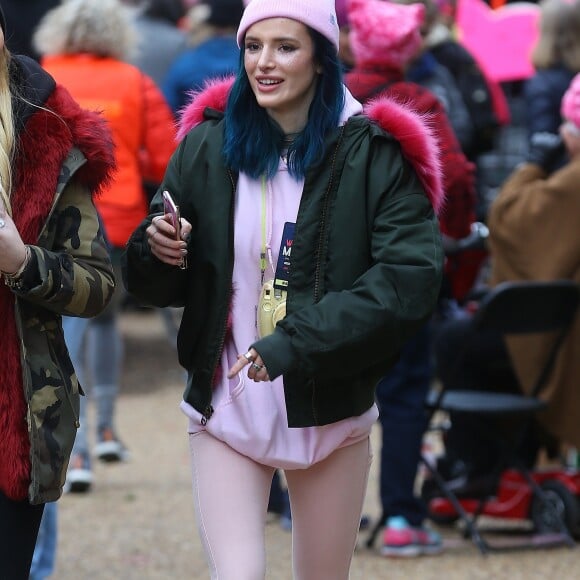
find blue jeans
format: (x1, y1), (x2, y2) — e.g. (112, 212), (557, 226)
(268, 470), (290, 517)
(29, 501), (57, 580)
(62, 249), (125, 457)
(376, 323), (432, 527)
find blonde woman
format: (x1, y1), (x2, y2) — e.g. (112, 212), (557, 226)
(0, 7), (115, 577)
(524, 0), (580, 169)
(33, 0), (177, 490)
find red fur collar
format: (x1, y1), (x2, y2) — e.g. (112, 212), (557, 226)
(177, 77), (443, 214)
(16, 84), (116, 211)
(0, 84), (115, 501)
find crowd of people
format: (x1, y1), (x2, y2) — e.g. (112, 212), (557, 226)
(0, 0), (579, 578)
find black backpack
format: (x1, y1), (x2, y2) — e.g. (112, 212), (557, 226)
(431, 40), (500, 158)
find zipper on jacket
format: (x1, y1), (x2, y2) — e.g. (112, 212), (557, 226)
(201, 405), (214, 426)
(60, 376), (81, 428)
(204, 170), (237, 424)
(311, 126), (346, 425)
(313, 126), (345, 303)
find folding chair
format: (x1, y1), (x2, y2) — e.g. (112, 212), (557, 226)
(422, 279), (580, 554)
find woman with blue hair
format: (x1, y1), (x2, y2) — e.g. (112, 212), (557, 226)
(123, 0), (444, 576)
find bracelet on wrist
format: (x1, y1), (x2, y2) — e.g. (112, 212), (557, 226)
(2, 246), (31, 287)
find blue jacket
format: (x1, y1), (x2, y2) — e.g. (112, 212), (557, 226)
(524, 65), (575, 136)
(163, 36), (239, 113)
(524, 65), (575, 170)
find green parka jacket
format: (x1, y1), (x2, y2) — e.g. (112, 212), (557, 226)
(1, 58), (115, 505)
(123, 80), (444, 428)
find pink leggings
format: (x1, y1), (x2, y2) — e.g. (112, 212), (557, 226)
(188, 432), (372, 580)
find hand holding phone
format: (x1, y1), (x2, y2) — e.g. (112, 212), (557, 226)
(162, 190), (181, 240)
(162, 190), (187, 269)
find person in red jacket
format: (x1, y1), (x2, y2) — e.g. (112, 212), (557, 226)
(0, 6), (115, 576)
(343, 0), (477, 557)
(33, 0), (177, 490)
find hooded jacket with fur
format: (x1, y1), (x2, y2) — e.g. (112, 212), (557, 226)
(123, 79), (444, 427)
(0, 56), (115, 504)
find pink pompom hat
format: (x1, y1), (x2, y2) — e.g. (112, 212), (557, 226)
(347, 0), (425, 70)
(561, 73), (580, 131)
(237, 0), (340, 51)
(335, 0), (349, 27)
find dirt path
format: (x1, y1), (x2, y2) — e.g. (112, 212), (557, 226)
(52, 310), (579, 579)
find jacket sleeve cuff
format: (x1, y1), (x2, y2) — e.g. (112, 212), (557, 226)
(6, 248), (43, 295)
(251, 329), (297, 380)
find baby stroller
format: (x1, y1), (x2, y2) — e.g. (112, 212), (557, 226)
(419, 279), (580, 554)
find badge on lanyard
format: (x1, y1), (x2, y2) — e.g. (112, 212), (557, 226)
(274, 222), (296, 291)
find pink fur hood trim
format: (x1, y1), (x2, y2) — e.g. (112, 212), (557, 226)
(177, 78), (233, 142)
(363, 97), (443, 214)
(177, 78), (443, 213)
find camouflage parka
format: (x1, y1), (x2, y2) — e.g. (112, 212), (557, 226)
(0, 56), (116, 505)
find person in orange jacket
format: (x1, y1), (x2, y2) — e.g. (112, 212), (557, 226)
(33, 0), (177, 490)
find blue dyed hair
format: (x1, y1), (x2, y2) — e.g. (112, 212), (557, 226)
(223, 27), (345, 180)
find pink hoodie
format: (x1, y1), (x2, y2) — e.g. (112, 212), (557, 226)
(178, 79), (442, 468)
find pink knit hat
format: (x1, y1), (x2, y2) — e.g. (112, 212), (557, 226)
(336, 0), (349, 27)
(561, 73), (580, 130)
(237, 0), (339, 52)
(348, 0), (425, 70)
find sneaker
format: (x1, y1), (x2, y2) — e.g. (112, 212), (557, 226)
(381, 516), (443, 557)
(94, 428), (130, 463)
(65, 453), (93, 493)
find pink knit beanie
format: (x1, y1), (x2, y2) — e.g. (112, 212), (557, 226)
(348, 0), (425, 70)
(237, 0), (339, 51)
(561, 73), (580, 130)
(336, 0), (349, 27)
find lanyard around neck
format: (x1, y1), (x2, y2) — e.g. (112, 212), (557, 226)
(260, 175), (267, 283)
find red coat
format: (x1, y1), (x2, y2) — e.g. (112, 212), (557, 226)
(0, 83), (115, 501)
(41, 55), (177, 247)
(345, 69), (481, 300)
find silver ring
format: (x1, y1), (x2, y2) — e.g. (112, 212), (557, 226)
(243, 352), (255, 363)
(251, 362), (263, 371)
(0, 218), (5, 229)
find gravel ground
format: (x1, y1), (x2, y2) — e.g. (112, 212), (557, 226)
(52, 310), (580, 579)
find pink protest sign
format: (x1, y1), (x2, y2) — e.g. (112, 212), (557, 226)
(456, 0), (541, 82)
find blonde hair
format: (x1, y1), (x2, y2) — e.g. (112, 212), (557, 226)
(0, 46), (15, 215)
(33, 0), (137, 61)
(532, 0), (580, 71)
